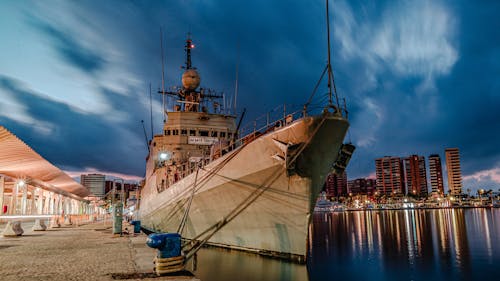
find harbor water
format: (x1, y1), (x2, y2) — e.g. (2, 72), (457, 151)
(193, 208), (500, 281)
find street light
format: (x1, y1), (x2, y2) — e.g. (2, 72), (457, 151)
(17, 180), (25, 187)
(159, 151), (171, 161)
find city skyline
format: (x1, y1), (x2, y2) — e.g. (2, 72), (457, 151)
(0, 1), (498, 192)
(342, 148), (488, 196)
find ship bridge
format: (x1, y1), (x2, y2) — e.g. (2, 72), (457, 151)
(0, 126), (100, 235)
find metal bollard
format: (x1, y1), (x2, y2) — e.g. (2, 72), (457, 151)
(146, 233), (184, 275)
(131, 220), (141, 234)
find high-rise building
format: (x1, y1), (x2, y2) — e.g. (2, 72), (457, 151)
(325, 171), (347, 198)
(348, 178), (376, 196)
(375, 156), (405, 196)
(445, 148), (463, 195)
(428, 154), (444, 196)
(403, 155), (428, 197)
(81, 174), (105, 198)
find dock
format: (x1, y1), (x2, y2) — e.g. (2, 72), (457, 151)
(0, 219), (200, 281)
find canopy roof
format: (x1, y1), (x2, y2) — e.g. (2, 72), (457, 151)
(0, 126), (89, 198)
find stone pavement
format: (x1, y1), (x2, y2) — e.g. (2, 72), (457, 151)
(0, 220), (200, 281)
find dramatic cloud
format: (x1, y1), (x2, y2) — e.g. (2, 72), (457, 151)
(29, 17), (106, 74)
(0, 0), (498, 193)
(0, 75), (147, 176)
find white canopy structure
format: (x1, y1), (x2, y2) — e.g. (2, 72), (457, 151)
(0, 126), (89, 199)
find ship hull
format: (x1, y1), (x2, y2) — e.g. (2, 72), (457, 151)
(138, 113), (349, 261)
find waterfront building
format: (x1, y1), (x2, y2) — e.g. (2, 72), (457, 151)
(325, 171), (347, 198)
(403, 155), (428, 197)
(348, 178), (376, 196)
(429, 154), (445, 196)
(445, 148), (463, 195)
(375, 156), (405, 196)
(81, 174), (105, 199)
(104, 180), (139, 201)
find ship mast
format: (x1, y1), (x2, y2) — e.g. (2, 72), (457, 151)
(158, 34), (223, 113)
(185, 33), (194, 70)
(326, 0), (340, 109)
(304, 0), (342, 114)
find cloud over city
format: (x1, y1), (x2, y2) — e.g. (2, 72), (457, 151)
(0, 0), (498, 192)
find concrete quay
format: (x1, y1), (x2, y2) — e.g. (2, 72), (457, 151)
(0, 219), (200, 281)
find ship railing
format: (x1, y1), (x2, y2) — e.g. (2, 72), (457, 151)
(210, 103), (347, 161)
(237, 104), (303, 140)
(237, 102), (347, 140)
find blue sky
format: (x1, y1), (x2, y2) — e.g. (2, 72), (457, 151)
(0, 0), (499, 192)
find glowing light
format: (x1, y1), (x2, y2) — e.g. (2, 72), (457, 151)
(17, 180), (25, 187)
(159, 152), (170, 161)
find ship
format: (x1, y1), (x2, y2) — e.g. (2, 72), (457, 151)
(138, 26), (354, 262)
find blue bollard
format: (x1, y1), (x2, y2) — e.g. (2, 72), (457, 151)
(146, 233), (181, 258)
(131, 220), (141, 233)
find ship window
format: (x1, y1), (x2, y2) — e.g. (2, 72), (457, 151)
(181, 129), (187, 136)
(220, 132), (226, 138)
(200, 130), (209, 136)
(211, 131), (218, 137)
(173, 130), (179, 135)
(189, 130), (196, 136)
(228, 133), (233, 139)
(165, 130), (171, 136)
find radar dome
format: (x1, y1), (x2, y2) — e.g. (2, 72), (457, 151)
(182, 69), (201, 90)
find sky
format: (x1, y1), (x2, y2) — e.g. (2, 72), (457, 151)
(0, 0), (499, 192)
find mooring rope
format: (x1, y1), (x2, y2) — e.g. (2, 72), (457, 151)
(177, 166), (199, 235)
(183, 165), (285, 261)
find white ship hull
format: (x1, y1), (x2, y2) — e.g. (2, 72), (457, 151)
(138, 113), (349, 261)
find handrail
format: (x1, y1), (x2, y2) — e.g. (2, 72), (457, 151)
(209, 103), (347, 161)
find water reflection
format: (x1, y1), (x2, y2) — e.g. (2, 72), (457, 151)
(190, 209), (499, 281)
(194, 247), (308, 281)
(308, 208), (500, 281)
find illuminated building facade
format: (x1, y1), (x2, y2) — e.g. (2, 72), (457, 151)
(81, 173), (105, 198)
(429, 154), (444, 196)
(325, 171), (347, 198)
(445, 148), (463, 195)
(348, 178), (376, 196)
(403, 155), (428, 197)
(375, 156), (405, 196)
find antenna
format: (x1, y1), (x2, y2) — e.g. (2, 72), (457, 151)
(160, 27), (166, 123)
(185, 33), (194, 69)
(223, 93), (226, 114)
(234, 40), (240, 114)
(141, 120), (150, 153)
(149, 83), (153, 139)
